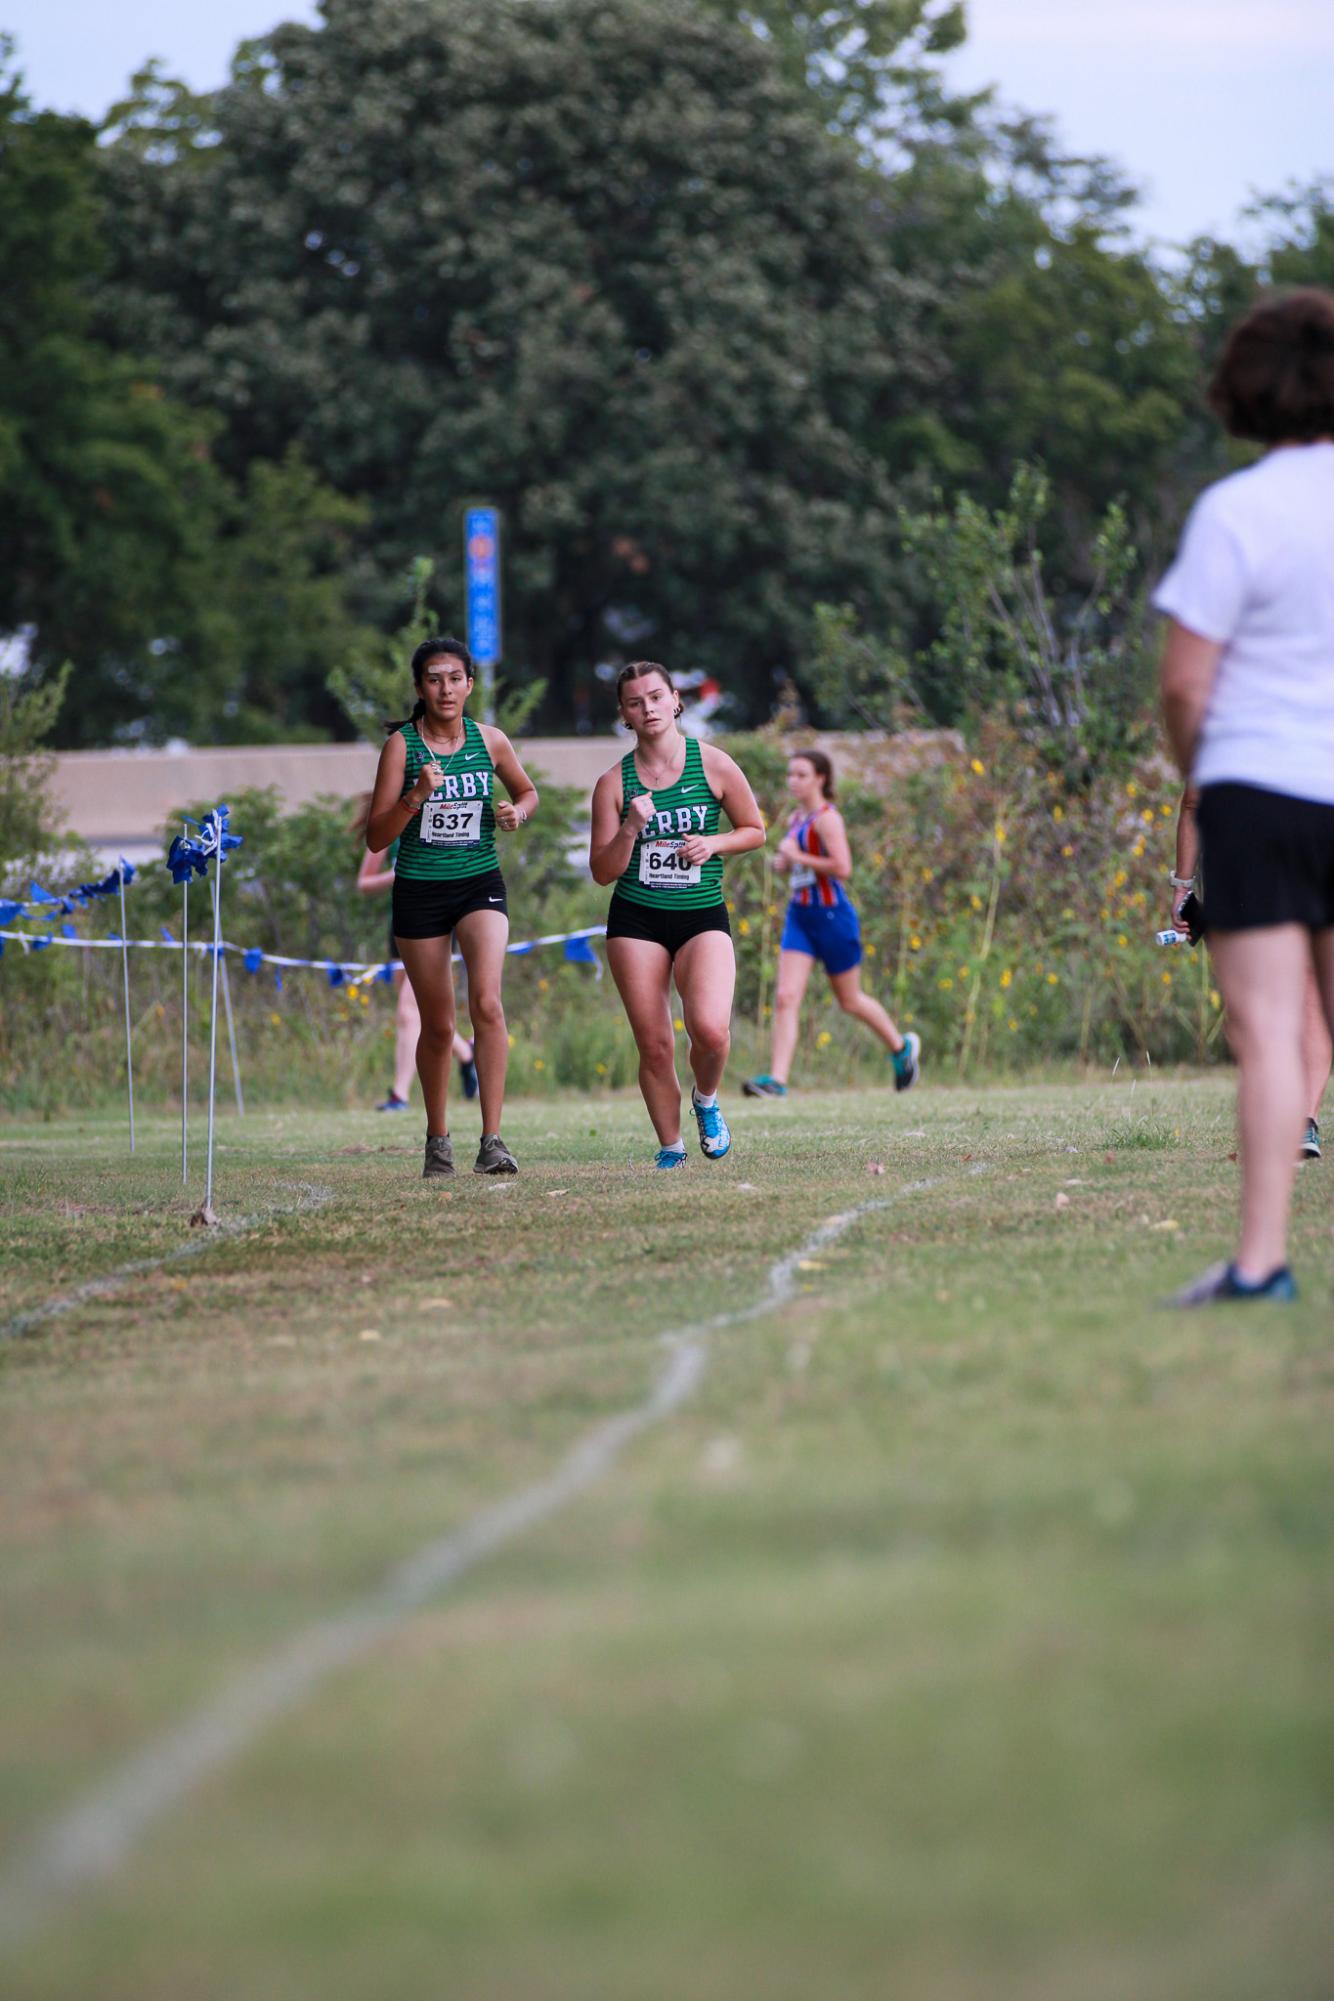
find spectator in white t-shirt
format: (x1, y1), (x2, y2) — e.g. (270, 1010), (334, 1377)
(1156, 287), (1334, 1306)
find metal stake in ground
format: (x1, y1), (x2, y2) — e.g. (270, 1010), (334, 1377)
(217, 897), (245, 1117)
(117, 863), (135, 1155)
(191, 851), (224, 1228)
(181, 855), (189, 1186)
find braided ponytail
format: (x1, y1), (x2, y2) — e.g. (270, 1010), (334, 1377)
(382, 696), (426, 735)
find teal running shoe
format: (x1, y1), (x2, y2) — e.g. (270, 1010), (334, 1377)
(655, 1145), (688, 1170)
(691, 1088), (732, 1159)
(892, 1031), (921, 1092)
(742, 1074), (787, 1098)
(1166, 1261), (1298, 1307)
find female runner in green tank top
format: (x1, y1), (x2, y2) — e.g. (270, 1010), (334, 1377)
(366, 637), (538, 1178)
(589, 662), (766, 1167)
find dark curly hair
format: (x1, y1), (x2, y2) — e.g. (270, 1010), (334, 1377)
(1208, 288), (1334, 444)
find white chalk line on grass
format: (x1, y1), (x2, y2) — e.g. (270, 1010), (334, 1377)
(1, 1183), (334, 1342)
(0, 1167), (981, 1950)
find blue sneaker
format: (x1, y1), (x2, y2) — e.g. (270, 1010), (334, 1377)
(459, 1055), (479, 1101)
(892, 1032), (921, 1092)
(376, 1091), (410, 1112)
(742, 1074), (787, 1098)
(691, 1088), (731, 1160)
(1166, 1261), (1298, 1307)
(655, 1145), (688, 1170)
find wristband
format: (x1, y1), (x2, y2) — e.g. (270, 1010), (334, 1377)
(1168, 872), (1194, 891)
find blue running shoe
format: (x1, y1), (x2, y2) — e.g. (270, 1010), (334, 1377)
(655, 1145), (688, 1170)
(376, 1090), (409, 1112)
(892, 1031), (921, 1092)
(742, 1074), (787, 1098)
(1166, 1260), (1298, 1307)
(459, 1055), (479, 1101)
(691, 1088), (732, 1159)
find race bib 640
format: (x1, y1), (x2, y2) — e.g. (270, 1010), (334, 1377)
(639, 839), (701, 889)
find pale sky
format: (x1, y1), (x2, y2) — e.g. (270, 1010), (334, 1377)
(4, 0), (1332, 249)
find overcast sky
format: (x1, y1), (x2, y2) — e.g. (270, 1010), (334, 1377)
(5, 0), (1332, 249)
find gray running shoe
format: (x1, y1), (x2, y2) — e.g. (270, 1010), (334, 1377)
(422, 1134), (455, 1179)
(474, 1132), (518, 1175)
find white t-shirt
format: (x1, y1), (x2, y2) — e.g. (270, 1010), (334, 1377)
(1153, 442), (1334, 805)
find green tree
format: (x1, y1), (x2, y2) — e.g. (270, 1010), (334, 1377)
(698, 0), (966, 138)
(180, 447), (376, 744)
(0, 46), (377, 747)
(0, 52), (216, 727)
(0, 662), (71, 870)
(876, 117), (1198, 569)
(801, 465), (1154, 773)
(1253, 177), (1334, 290)
(328, 556), (544, 745)
(95, 0), (941, 722)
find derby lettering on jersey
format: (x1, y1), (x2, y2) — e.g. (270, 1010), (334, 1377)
(652, 804), (708, 837)
(438, 770), (492, 802)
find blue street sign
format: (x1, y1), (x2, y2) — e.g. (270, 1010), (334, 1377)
(464, 506), (502, 667)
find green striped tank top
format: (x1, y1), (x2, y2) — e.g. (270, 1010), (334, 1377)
(617, 734), (724, 910)
(394, 714), (499, 882)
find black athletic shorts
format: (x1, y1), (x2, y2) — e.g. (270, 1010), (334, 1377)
(392, 869), (508, 940)
(604, 892), (731, 958)
(1196, 782), (1334, 933)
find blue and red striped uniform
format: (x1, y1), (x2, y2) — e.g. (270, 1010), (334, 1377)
(780, 810), (863, 973)
(788, 811), (849, 910)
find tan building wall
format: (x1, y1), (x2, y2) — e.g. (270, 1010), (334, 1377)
(50, 738), (625, 864)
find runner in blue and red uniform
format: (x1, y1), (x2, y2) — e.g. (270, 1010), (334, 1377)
(744, 749), (919, 1098)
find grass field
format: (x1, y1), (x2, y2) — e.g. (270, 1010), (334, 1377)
(1, 1078), (1332, 2001)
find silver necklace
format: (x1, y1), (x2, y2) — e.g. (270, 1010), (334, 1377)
(418, 720), (466, 758)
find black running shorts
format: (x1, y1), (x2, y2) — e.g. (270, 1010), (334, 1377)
(604, 892), (731, 958)
(1196, 782), (1334, 933)
(392, 869), (508, 940)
